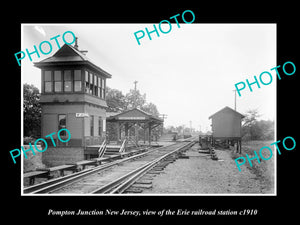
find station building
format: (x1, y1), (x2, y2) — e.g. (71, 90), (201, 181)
(34, 41), (112, 166)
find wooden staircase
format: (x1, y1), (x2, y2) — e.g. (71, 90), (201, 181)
(90, 137), (140, 158)
(104, 145), (122, 156)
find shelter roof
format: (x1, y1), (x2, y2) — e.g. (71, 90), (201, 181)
(107, 108), (163, 123)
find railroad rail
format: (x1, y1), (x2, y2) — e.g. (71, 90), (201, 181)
(23, 138), (196, 194)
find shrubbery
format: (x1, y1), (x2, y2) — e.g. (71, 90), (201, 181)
(242, 109), (274, 141)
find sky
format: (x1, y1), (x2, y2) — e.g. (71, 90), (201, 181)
(22, 23), (276, 132)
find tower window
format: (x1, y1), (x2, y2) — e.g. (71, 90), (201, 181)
(54, 71), (62, 92)
(102, 78), (105, 99)
(90, 115), (94, 136)
(44, 71), (52, 92)
(85, 71), (89, 93)
(74, 70), (82, 92)
(98, 117), (102, 136)
(97, 77), (101, 98)
(100, 77), (103, 98)
(64, 70), (72, 92)
(89, 72), (94, 95)
(94, 74), (98, 96)
(58, 114), (67, 136)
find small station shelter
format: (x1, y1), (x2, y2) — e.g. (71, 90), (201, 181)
(208, 106), (245, 152)
(106, 108), (164, 145)
(34, 41), (112, 166)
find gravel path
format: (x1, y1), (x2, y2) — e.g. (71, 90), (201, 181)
(142, 144), (274, 194)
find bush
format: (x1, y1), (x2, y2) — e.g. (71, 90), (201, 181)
(242, 120), (274, 141)
(23, 136), (36, 145)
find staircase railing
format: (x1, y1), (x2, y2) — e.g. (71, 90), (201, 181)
(98, 139), (107, 158)
(119, 138), (127, 153)
(127, 136), (139, 148)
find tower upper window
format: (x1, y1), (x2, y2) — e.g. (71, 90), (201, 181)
(54, 71), (62, 92)
(44, 69), (105, 97)
(64, 70), (72, 92)
(85, 71), (89, 94)
(74, 70), (82, 92)
(89, 72), (94, 95)
(44, 71), (52, 92)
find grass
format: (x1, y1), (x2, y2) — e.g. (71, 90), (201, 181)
(231, 140), (275, 193)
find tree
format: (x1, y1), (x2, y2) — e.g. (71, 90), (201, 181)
(124, 89), (146, 110)
(242, 109), (260, 140)
(141, 102), (159, 117)
(106, 86), (160, 116)
(175, 125), (185, 135)
(242, 109), (274, 140)
(164, 125), (175, 133)
(105, 87), (126, 112)
(242, 109), (261, 127)
(23, 83), (41, 137)
(259, 120), (274, 140)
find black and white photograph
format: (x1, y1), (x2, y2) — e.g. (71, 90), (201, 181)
(21, 23), (276, 195)
(4, 6), (298, 224)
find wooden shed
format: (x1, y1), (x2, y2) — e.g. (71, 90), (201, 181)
(208, 106), (245, 152)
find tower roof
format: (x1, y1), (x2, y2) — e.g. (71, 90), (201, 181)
(34, 44), (112, 78)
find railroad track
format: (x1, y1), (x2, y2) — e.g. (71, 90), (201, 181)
(23, 139), (196, 194)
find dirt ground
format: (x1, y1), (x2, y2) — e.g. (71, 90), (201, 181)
(143, 143), (275, 194)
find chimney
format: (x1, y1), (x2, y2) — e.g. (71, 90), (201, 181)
(74, 37), (79, 49)
(74, 37), (88, 55)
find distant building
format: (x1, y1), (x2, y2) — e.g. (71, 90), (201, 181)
(208, 106), (244, 152)
(34, 41), (112, 166)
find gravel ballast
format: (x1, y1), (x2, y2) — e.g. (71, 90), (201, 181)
(142, 143), (275, 194)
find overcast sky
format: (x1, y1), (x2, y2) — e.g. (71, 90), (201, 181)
(22, 23), (276, 132)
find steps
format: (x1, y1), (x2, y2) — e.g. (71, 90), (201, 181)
(104, 146), (121, 156)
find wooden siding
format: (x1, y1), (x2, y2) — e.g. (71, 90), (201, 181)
(210, 107), (243, 138)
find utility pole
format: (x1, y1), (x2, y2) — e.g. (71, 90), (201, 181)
(133, 81), (138, 108)
(160, 114), (168, 121)
(134, 81), (138, 91)
(159, 114), (168, 135)
(233, 89), (237, 111)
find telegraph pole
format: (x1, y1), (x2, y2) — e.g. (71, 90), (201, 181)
(159, 114), (168, 135)
(160, 114), (168, 121)
(134, 81), (138, 91)
(133, 81), (138, 108)
(233, 89), (237, 111)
